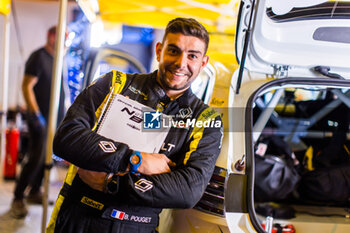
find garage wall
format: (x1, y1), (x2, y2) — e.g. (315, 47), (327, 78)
(0, 0), (77, 110)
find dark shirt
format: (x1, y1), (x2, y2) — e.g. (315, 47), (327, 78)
(25, 47), (65, 122)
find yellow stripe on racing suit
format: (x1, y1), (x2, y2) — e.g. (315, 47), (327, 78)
(46, 71), (127, 233)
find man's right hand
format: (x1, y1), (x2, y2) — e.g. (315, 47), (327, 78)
(137, 152), (176, 175)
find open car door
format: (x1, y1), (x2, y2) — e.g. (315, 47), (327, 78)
(225, 1), (350, 232)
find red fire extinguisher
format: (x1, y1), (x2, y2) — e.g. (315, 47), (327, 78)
(3, 127), (20, 179)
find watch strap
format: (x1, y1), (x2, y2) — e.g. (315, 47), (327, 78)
(130, 151), (142, 174)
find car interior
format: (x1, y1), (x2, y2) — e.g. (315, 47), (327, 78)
(251, 83), (350, 232)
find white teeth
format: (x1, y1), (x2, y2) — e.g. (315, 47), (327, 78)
(175, 72), (185, 76)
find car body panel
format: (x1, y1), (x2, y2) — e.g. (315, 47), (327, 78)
(235, 0), (350, 79)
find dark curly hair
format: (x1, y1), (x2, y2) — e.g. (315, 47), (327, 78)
(163, 18), (209, 53)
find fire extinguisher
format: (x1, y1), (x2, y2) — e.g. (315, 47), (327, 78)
(3, 127), (20, 179)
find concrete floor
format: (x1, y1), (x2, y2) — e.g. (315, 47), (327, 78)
(0, 165), (67, 233)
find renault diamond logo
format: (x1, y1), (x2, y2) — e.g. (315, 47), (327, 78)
(179, 108), (192, 118)
(99, 141), (117, 153)
(135, 178), (153, 192)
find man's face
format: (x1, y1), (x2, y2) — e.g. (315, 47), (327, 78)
(48, 32), (56, 49)
(156, 33), (209, 92)
(47, 31), (68, 50)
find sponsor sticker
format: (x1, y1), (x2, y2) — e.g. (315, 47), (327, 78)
(80, 196), (104, 210)
(210, 97), (225, 107)
(128, 86), (148, 100)
(115, 71), (122, 84)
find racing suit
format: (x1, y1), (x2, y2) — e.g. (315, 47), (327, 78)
(47, 70), (223, 233)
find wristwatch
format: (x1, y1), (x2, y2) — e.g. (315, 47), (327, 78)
(129, 151), (142, 174)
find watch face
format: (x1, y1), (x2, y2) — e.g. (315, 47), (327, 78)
(131, 154), (140, 165)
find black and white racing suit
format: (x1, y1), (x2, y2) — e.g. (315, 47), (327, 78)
(47, 70), (223, 233)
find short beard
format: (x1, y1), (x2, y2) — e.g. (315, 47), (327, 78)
(159, 73), (191, 91)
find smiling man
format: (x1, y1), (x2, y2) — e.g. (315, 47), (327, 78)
(47, 18), (222, 233)
(156, 26), (209, 97)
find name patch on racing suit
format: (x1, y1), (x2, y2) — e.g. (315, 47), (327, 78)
(111, 209), (152, 223)
(102, 207), (158, 227)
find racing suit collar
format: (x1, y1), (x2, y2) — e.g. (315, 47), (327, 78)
(176, 88), (192, 108)
(151, 70), (167, 99)
(152, 70), (192, 108)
